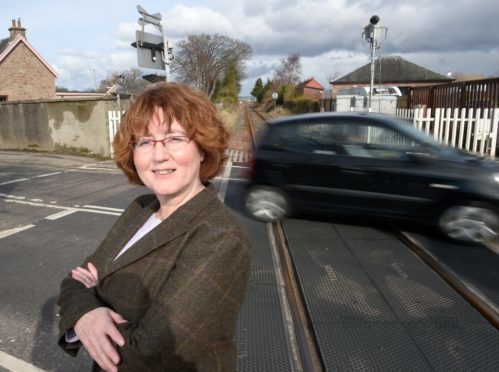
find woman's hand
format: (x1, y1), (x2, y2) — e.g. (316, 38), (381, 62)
(72, 262), (99, 288)
(74, 307), (127, 372)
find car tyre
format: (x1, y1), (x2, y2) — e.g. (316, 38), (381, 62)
(245, 186), (290, 222)
(438, 203), (499, 244)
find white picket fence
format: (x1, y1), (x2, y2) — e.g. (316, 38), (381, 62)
(107, 110), (122, 154)
(108, 108), (499, 159)
(395, 107), (499, 158)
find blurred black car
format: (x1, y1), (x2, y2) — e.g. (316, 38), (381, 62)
(244, 112), (499, 244)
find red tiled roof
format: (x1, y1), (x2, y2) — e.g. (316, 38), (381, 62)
(300, 78), (324, 90)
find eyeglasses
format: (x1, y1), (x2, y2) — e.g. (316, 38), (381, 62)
(131, 135), (191, 153)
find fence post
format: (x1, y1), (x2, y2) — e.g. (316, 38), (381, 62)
(490, 109), (499, 158)
(465, 108), (474, 151)
(434, 108), (441, 141)
(413, 108), (419, 129)
(458, 108), (466, 150)
(480, 109), (489, 155)
(108, 110), (121, 155)
(472, 109), (482, 153)
(450, 108), (458, 147)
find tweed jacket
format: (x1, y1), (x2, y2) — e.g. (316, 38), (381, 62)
(57, 187), (251, 372)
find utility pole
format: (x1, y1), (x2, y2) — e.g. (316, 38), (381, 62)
(362, 15), (387, 112)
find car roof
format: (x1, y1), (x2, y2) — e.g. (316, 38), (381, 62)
(268, 111), (402, 126)
(266, 111), (443, 147)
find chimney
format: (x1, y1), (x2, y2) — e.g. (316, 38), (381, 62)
(8, 18), (26, 41)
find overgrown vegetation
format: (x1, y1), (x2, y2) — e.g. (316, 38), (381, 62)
(250, 53), (318, 114)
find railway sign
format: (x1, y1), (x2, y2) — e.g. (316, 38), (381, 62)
(131, 30), (165, 70)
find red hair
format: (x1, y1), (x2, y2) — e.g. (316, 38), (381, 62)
(113, 83), (229, 185)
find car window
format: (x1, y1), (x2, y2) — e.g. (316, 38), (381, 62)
(264, 122), (343, 154)
(263, 120), (428, 159)
(337, 122), (426, 159)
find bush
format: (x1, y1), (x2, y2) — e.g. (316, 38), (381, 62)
(283, 97), (318, 114)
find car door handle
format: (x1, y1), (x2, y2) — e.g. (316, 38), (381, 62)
(340, 167), (366, 174)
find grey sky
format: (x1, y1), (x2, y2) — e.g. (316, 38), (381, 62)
(2, 0), (498, 94)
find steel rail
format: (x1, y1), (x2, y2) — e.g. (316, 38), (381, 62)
(397, 231), (499, 329)
(245, 106), (324, 371)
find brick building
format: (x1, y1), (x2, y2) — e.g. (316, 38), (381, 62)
(330, 56), (453, 98)
(296, 77), (324, 101)
(0, 19), (57, 101)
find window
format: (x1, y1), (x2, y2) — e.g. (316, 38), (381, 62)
(336, 122), (422, 159)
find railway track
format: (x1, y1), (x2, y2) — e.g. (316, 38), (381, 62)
(243, 105), (499, 370)
(245, 106), (324, 371)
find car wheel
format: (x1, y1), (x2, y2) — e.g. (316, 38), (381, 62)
(245, 186), (290, 222)
(438, 203), (499, 243)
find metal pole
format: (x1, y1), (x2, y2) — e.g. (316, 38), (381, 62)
(369, 29), (377, 112)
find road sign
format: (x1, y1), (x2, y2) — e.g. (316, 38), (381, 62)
(132, 30), (165, 70)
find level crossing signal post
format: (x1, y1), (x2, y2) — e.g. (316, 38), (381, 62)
(362, 15), (387, 112)
(131, 5), (174, 81)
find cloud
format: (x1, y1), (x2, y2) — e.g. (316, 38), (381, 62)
(164, 5), (234, 37)
(53, 50), (136, 90)
(8, 0), (498, 94)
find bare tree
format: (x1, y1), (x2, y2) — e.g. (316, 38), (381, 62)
(325, 72), (337, 84)
(172, 34), (252, 98)
(98, 68), (150, 95)
(273, 53), (302, 86)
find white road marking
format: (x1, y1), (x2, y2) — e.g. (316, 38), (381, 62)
(75, 163), (120, 172)
(0, 171), (62, 186)
(0, 350), (46, 372)
(45, 209), (78, 220)
(4, 199), (67, 210)
(0, 178), (29, 185)
(3, 199), (122, 216)
(217, 160), (232, 202)
(0, 224), (35, 239)
(32, 172), (62, 178)
(82, 205), (124, 212)
(0, 193), (26, 199)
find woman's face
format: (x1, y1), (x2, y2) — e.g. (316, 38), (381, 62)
(133, 107), (205, 205)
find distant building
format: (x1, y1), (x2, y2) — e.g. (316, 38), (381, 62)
(296, 77), (324, 101)
(330, 56), (453, 98)
(0, 19), (58, 101)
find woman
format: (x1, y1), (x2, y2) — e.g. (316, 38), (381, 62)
(57, 83), (251, 372)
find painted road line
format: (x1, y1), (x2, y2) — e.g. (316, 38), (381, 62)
(76, 164), (119, 172)
(45, 209), (78, 220)
(0, 193), (26, 199)
(0, 224), (35, 239)
(32, 171), (62, 178)
(0, 350), (46, 372)
(4, 199), (122, 216)
(0, 178), (29, 185)
(76, 207), (121, 216)
(0, 172), (62, 187)
(4, 199), (67, 210)
(81, 205), (124, 212)
(217, 160), (232, 202)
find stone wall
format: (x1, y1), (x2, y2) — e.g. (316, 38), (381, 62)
(0, 97), (121, 157)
